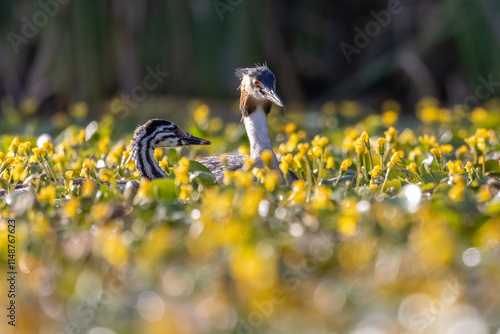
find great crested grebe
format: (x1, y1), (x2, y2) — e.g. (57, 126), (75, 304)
(0, 119), (211, 197)
(198, 65), (296, 183)
(131, 119), (211, 180)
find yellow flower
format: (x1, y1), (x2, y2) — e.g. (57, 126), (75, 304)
(179, 184), (193, 200)
(82, 179), (94, 197)
(137, 179), (151, 198)
(11, 163), (27, 182)
(419, 106), (440, 123)
(3, 157), (15, 167)
(387, 161), (395, 170)
(326, 157), (335, 169)
(384, 127), (398, 143)
(279, 161), (289, 176)
(65, 171), (73, 179)
(342, 137), (355, 152)
(475, 128), (489, 139)
(477, 186), (491, 202)
(446, 161), (464, 174)
(77, 129), (86, 142)
(293, 153), (304, 170)
(42, 140), (54, 155)
(312, 135), (329, 148)
(194, 104), (210, 124)
(285, 133), (299, 152)
(311, 146), (322, 158)
(223, 170), (234, 184)
(238, 145), (250, 156)
(154, 148), (163, 160)
(382, 110), (398, 126)
(14, 156), (26, 164)
(17, 142), (29, 156)
(439, 109), (452, 123)
(80, 162), (93, 178)
(409, 218), (454, 269)
(409, 147), (422, 161)
(470, 107), (488, 123)
(456, 145), (468, 156)
(312, 185), (332, 210)
(99, 168), (116, 185)
(173, 157), (190, 185)
(297, 143), (309, 153)
(288, 180), (306, 204)
(407, 162), (418, 174)
(438, 144), (453, 154)
(390, 152), (402, 164)
(261, 150), (274, 164)
(465, 135), (476, 149)
(264, 171), (281, 191)
(449, 184), (464, 202)
(355, 143), (366, 155)
(418, 134), (436, 148)
(367, 180), (377, 190)
(8, 137), (20, 152)
(70, 102), (89, 119)
(65, 198), (80, 217)
(369, 165), (382, 178)
(345, 127), (359, 140)
(107, 144), (125, 164)
(252, 168), (265, 182)
(37, 185), (56, 204)
(98, 137), (110, 154)
(338, 215), (357, 236)
(234, 170), (253, 188)
(283, 154), (293, 164)
(242, 156), (253, 171)
(340, 159), (352, 172)
(376, 137), (386, 155)
(399, 129), (417, 145)
(158, 158), (169, 170)
(3, 170), (10, 181)
(284, 123), (297, 133)
(52, 152), (66, 164)
(465, 161), (474, 173)
(430, 147), (442, 159)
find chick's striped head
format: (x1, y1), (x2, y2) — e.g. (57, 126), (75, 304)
(132, 119), (211, 150)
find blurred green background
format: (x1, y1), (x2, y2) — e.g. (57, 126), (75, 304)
(1, 0), (500, 119)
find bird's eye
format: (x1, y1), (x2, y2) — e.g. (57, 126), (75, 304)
(254, 81), (260, 87)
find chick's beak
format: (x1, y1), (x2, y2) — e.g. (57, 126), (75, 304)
(265, 88), (284, 107)
(179, 130), (212, 146)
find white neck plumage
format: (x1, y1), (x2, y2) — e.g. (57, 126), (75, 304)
(243, 108), (279, 169)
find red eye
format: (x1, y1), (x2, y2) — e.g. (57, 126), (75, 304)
(255, 81), (260, 87)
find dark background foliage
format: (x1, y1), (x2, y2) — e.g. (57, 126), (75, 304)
(1, 0), (500, 114)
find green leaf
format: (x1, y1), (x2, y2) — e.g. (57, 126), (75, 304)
(189, 161), (216, 186)
(421, 183), (435, 191)
(483, 160), (500, 173)
(0, 178), (11, 191)
(421, 170), (448, 184)
(433, 183), (452, 196)
(189, 160), (213, 174)
(382, 179), (402, 191)
(151, 179), (178, 200)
